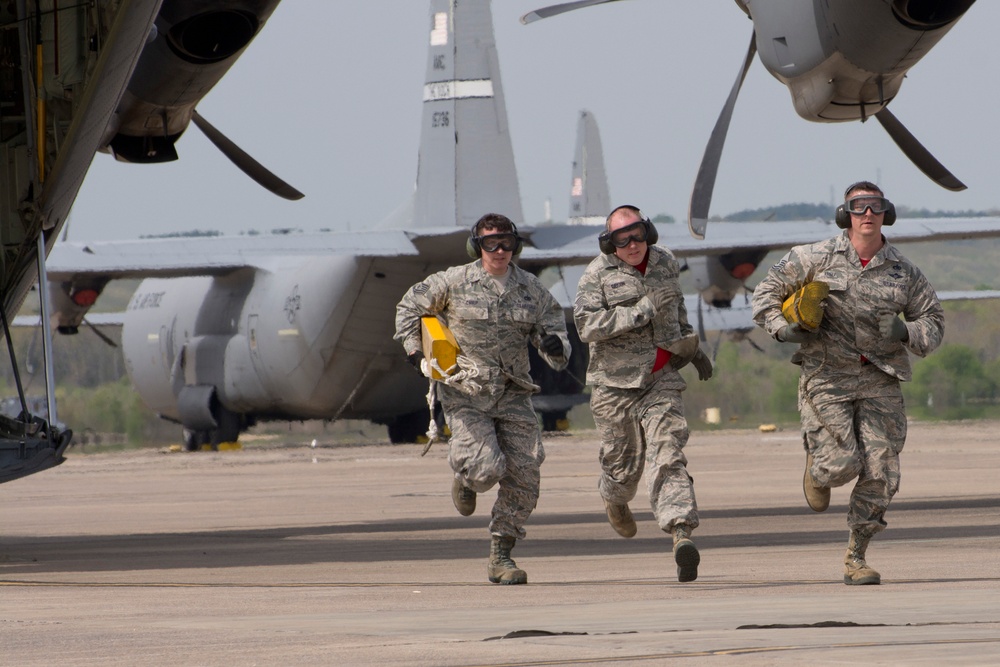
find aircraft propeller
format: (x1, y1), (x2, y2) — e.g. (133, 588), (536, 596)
(873, 107), (966, 192)
(523, 0), (968, 240)
(688, 35), (756, 240)
(191, 110), (305, 201)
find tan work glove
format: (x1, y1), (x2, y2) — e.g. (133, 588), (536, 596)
(667, 334), (700, 370)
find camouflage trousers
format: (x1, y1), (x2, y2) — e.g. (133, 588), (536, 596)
(799, 362), (907, 534)
(590, 374), (698, 532)
(439, 384), (545, 540)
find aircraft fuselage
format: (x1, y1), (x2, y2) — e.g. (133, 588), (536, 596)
(121, 256), (440, 432)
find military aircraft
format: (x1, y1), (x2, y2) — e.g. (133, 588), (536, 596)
(0, 0), (303, 483)
(16, 0), (1000, 478)
(520, 0), (979, 238)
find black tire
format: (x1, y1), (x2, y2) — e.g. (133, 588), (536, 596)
(211, 408), (242, 449)
(541, 411), (568, 432)
(183, 428), (205, 452)
(387, 410), (430, 444)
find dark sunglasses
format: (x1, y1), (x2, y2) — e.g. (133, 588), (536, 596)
(846, 195), (892, 215)
(478, 233), (519, 253)
(609, 221), (649, 248)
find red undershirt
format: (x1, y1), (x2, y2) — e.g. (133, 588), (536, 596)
(635, 253), (673, 373)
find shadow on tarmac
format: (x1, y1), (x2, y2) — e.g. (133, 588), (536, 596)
(2, 496), (997, 575)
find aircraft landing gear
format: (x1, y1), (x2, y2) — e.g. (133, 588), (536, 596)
(182, 408), (244, 451)
(541, 410), (569, 433)
(386, 409), (430, 444)
(182, 428), (208, 452)
(210, 408), (242, 448)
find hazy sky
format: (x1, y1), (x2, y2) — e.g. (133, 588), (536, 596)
(67, 1), (1000, 241)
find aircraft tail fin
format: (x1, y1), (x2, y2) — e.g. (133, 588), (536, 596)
(567, 109), (610, 225)
(401, 0), (523, 231)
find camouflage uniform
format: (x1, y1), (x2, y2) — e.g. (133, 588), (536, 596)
(751, 231), (944, 534)
(574, 245), (699, 533)
(395, 259), (569, 539)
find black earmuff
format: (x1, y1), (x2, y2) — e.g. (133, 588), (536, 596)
(467, 219), (523, 258)
(835, 202), (896, 229)
(598, 218), (658, 254)
(466, 232), (480, 259)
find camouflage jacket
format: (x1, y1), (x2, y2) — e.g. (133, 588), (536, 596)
(574, 245), (693, 389)
(751, 231), (944, 381)
(395, 260), (569, 394)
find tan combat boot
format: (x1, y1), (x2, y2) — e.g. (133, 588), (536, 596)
(843, 529), (881, 585)
(803, 452), (831, 512)
(451, 477), (476, 516)
(672, 523), (700, 582)
(488, 536), (527, 585)
(604, 499), (637, 538)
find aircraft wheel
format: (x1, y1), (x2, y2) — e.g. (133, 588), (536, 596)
(541, 411), (568, 432)
(211, 408), (242, 449)
(387, 410), (430, 444)
(183, 429), (205, 452)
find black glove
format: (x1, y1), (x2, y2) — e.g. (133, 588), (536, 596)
(691, 349), (713, 381)
(407, 351), (425, 370)
(777, 323), (817, 344)
(541, 334), (564, 356)
(878, 312), (908, 342)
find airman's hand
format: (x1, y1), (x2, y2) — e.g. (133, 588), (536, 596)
(407, 351), (425, 371)
(541, 334), (564, 356)
(691, 349), (713, 381)
(777, 323), (817, 344)
(646, 288), (674, 313)
(878, 312), (908, 342)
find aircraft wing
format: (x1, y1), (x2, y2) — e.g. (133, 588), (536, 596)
(520, 217), (1000, 265)
(44, 228), (471, 280)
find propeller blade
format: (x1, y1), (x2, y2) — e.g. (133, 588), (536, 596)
(521, 0), (626, 24)
(191, 110), (305, 201)
(83, 319), (119, 349)
(874, 107), (966, 192)
(711, 329), (723, 360)
(688, 33), (757, 240)
(696, 295), (706, 343)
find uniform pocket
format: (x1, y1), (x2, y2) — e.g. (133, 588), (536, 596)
(451, 304), (489, 321)
(605, 278), (644, 308)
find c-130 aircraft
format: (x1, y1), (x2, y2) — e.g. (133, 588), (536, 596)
(25, 0), (1000, 471)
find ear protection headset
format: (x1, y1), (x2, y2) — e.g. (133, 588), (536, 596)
(834, 183), (897, 229)
(598, 205), (658, 254)
(466, 216), (523, 258)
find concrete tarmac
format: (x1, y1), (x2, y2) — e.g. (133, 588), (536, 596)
(3, 421), (999, 666)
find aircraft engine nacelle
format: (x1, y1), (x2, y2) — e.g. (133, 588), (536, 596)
(688, 248), (769, 308)
(47, 279), (110, 334)
(746, 0), (973, 122)
(891, 0), (977, 28)
(105, 0), (283, 162)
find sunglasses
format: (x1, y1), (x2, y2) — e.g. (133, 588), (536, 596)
(846, 196), (892, 215)
(478, 233), (519, 253)
(608, 220), (649, 248)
